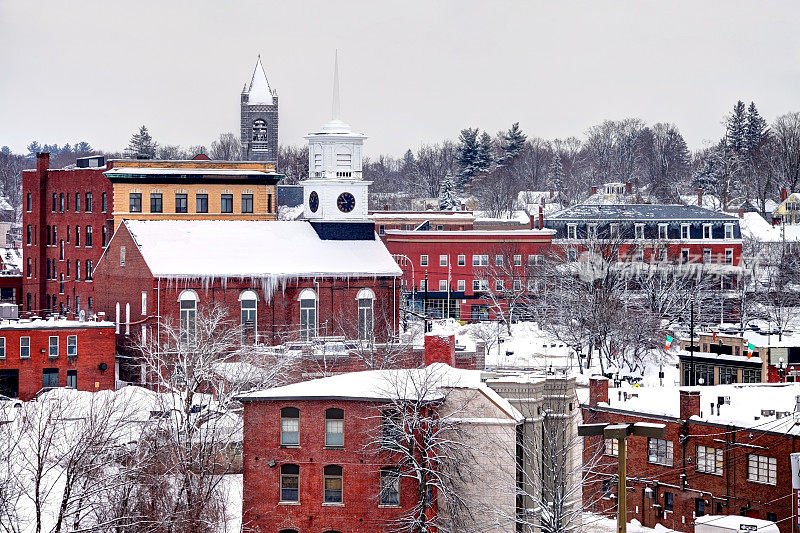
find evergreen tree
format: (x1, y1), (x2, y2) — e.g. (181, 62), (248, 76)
(549, 153), (564, 191)
(74, 141), (93, 153)
(745, 101), (768, 152)
(476, 131), (494, 173)
(725, 100), (747, 154)
(456, 127), (480, 188)
(0, 146), (9, 156)
(26, 141), (41, 159)
(128, 125), (157, 158)
(499, 122), (526, 163)
(438, 176), (458, 210)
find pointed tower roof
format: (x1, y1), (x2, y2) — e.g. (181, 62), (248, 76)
(246, 55), (275, 105)
(316, 50), (359, 135)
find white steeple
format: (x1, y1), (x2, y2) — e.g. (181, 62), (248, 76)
(302, 52), (371, 222)
(246, 55), (275, 105)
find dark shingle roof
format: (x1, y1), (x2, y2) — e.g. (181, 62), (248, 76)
(548, 204), (738, 222)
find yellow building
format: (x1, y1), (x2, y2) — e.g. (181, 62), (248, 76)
(104, 158), (282, 228)
(773, 192), (800, 225)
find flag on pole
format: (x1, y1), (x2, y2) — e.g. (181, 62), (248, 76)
(747, 342), (755, 359)
(665, 335), (674, 350)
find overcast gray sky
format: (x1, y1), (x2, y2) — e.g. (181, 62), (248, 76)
(1, 1), (799, 157)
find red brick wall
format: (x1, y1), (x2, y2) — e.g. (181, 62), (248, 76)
(0, 323), (116, 400)
(22, 154), (113, 317)
(242, 399), (416, 532)
(424, 334), (455, 366)
(581, 404), (798, 532)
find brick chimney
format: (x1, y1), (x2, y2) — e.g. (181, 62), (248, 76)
(549, 189), (554, 199)
(625, 181), (632, 193)
(538, 206), (544, 230)
(383, 205), (388, 211)
(739, 208), (744, 218)
(36, 152), (50, 175)
(697, 188), (703, 206)
(591, 186), (598, 195)
(529, 214), (535, 230)
(424, 334), (456, 366)
(461, 202), (466, 211)
(782, 188), (788, 202)
(679, 390), (701, 420)
(589, 376), (609, 407)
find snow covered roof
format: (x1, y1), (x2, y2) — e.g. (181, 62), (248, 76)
(549, 204), (738, 222)
(122, 220), (402, 282)
(0, 318), (114, 330)
(238, 363), (523, 420)
(0, 196), (13, 211)
(599, 382), (800, 433)
(739, 212), (800, 243)
(385, 229), (555, 237)
(104, 167), (277, 177)
(0, 246), (22, 273)
(694, 515), (779, 532)
(370, 212), (475, 221)
(245, 56), (275, 105)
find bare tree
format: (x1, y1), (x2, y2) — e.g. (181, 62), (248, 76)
(474, 242), (537, 334)
(277, 145), (309, 184)
(772, 112), (800, 193)
(413, 141), (458, 198)
(210, 133), (242, 160)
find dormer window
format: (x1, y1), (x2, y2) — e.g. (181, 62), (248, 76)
(681, 224), (690, 240)
(724, 224), (734, 240)
(703, 224), (712, 239)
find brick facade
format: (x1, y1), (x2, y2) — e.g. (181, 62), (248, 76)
(22, 153), (114, 317)
(0, 319), (116, 400)
(583, 380), (798, 532)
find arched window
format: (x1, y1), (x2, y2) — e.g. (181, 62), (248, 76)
(323, 465), (343, 503)
(125, 303), (130, 336)
(356, 288), (375, 342)
(325, 408), (344, 447)
(299, 288), (317, 341)
(280, 406), (299, 446)
(115, 302), (120, 334)
(252, 119), (268, 142)
(280, 464), (299, 502)
(239, 290), (257, 344)
(179, 290), (198, 344)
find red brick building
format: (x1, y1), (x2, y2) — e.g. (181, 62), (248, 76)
(93, 219), (402, 381)
(0, 318), (116, 400)
(383, 228), (555, 320)
(237, 363), (521, 533)
(582, 377), (799, 532)
(22, 153), (113, 317)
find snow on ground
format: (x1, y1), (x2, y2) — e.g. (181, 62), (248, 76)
(583, 513), (676, 532)
(221, 474), (243, 533)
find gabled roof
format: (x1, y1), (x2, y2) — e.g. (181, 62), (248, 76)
(245, 56), (275, 105)
(122, 220), (402, 281)
(548, 204), (738, 222)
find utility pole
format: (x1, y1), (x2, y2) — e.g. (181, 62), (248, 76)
(690, 292), (695, 386)
(579, 422), (666, 533)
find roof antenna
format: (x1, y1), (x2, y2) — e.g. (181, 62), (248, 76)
(332, 50), (341, 120)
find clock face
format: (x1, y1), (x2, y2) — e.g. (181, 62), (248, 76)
(309, 191), (319, 213)
(337, 192), (356, 213)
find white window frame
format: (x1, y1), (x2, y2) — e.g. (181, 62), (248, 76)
(696, 445), (723, 475)
(120, 246), (126, 267)
(472, 254), (488, 266)
(299, 288), (317, 341)
(605, 438), (619, 457)
(648, 438), (674, 466)
(513, 279), (522, 291)
(356, 288), (375, 342)
(438, 279), (447, 291)
(49, 336), (59, 358)
(495, 280), (504, 292)
(513, 254), (522, 266)
(240, 290), (258, 344)
(724, 223), (734, 240)
(0, 337), (4, 359)
(141, 291), (147, 315)
(457, 279), (465, 292)
(587, 223), (597, 239)
(67, 335), (77, 357)
(659, 223), (668, 239)
(420, 255), (428, 267)
(681, 224), (690, 240)
(20, 336), (30, 359)
(528, 254), (541, 266)
(725, 248), (733, 265)
(681, 248), (690, 264)
(703, 248), (711, 264)
(439, 255), (447, 267)
(567, 224), (577, 239)
(495, 255), (504, 266)
(457, 254), (465, 266)
(610, 223), (620, 239)
(748, 454), (776, 485)
(179, 290), (198, 344)
(635, 224), (645, 240)
(703, 224), (713, 240)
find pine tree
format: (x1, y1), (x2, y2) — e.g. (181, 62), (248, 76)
(438, 176), (458, 210)
(128, 125), (157, 158)
(456, 127), (480, 188)
(74, 141), (93, 153)
(476, 131), (494, 173)
(745, 101), (768, 152)
(499, 122), (526, 163)
(549, 153), (564, 191)
(725, 101), (747, 154)
(26, 141), (42, 159)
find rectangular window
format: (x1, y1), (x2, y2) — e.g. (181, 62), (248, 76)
(175, 193), (188, 214)
(681, 249), (690, 264)
(281, 407), (300, 446)
(602, 479), (612, 498)
(420, 255), (428, 267)
(472, 254), (489, 266)
(49, 336), (59, 357)
(102, 192), (107, 213)
(141, 291), (147, 315)
(75, 193), (80, 212)
(241, 194), (254, 213)
(610, 223), (620, 239)
(67, 335), (77, 357)
(150, 193), (163, 213)
(438, 280), (447, 291)
(324, 466), (343, 503)
(605, 438), (618, 457)
(120, 246), (126, 267)
(703, 224), (712, 239)
(567, 249), (577, 262)
(20, 337), (30, 359)
(567, 224), (577, 239)
(664, 492), (674, 511)
(635, 224), (645, 240)
(26, 193), (31, 212)
(280, 465), (299, 502)
(220, 194), (233, 213)
(495, 280), (504, 291)
(588, 223), (597, 239)
(439, 255), (447, 266)
(725, 224), (734, 240)
(528, 254), (541, 266)
(696, 445), (723, 475)
(419, 280), (427, 291)
(267, 193), (272, 213)
(325, 414), (344, 447)
(43, 368), (58, 388)
(681, 224), (690, 240)
(380, 468), (400, 506)
(66, 370), (77, 389)
(196, 194), (208, 213)
(457, 254), (465, 266)
(695, 498), (705, 517)
(725, 249), (733, 265)
(85, 193), (92, 213)
(513, 279), (522, 291)
(52, 193), (57, 212)
(495, 255), (504, 266)
(703, 248), (711, 264)
(86, 260), (93, 280)
(457, 279), (465, 292)
(648, 438), (674, 466)
(26, 225), (31, 245)
(379, 225), (385, 236)
(0, 337), (4, 359)
(513, 254), (522, 266)
(748, 454), (776, 484)
(129, 193), (142, 213)
(86, 226), (92, 247)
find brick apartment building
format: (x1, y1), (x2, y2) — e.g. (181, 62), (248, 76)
(22, 153), (113, 317)
(582, 377), (800, 532)
(237, 361), (521, 533)
(0, 316), (115, 400)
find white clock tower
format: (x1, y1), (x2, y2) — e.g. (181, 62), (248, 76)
(303, 53), (371, 222)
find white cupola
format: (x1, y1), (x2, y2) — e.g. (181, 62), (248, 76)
(302, 52), (371, 221)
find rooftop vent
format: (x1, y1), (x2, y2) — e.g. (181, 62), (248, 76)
(761, 409), (776, 417)
(76, 155), (105, 168)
